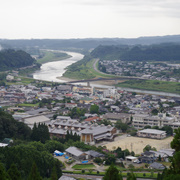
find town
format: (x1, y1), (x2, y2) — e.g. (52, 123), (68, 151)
(1, 72), (180, 179)
(99, 60), (180, 82)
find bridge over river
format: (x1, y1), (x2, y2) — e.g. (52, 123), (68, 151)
(67, 77), (180, 98)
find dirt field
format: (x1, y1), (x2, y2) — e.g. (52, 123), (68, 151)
(105, 136), (173, 154)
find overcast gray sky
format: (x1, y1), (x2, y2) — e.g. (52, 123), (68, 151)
(1, 0), (180, 39)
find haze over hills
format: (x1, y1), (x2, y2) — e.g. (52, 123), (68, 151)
(0, 35), (180, 52)
(91, 43), (180, 62)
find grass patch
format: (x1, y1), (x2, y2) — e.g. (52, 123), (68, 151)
(63, 58), (117, 80)
(37, 51), (71, 64)
(18, 66), (40, 77)
(6, 77), (35, 85)
(17, 103), (39, 107)
(63, 170), (158, 178)
(116, 79), (180, 94)
(157, 161), (171, 167)
(72, 164), (95, 170)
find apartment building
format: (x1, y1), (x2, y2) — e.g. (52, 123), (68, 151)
(132, 113), (179, 129)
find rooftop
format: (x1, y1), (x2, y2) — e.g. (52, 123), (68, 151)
(138, 129), (166, 135)
(65, 146), (84, 157)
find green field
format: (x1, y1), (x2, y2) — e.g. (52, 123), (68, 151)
(63, 58), (116, 80)
(37, 51), (71, 64)
(63, 170), (158, 178)
(6, 77), (35, 85)
(72, 164), (95, 170)
(17, 103), (39, 107)
(116, 79), (180, 94)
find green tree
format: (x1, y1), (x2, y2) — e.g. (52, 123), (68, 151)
(115, 121), (128, 133)
(7, 163), (21, 180)
(50, 166), (57, 180)
(27, 162), (42, 180)
(151, 109), (158, 115)
(161, 126), (173, 136)
(69, 107), (86, 119)
(90, 104), (99, 114)
(171, 128), (180, 152)
(158, 155), (161, 162)
(158, 127), (180, 179)
(144, 125), (151, 129)
(103, 163), (123, 180)
(93, 157), (103, 164)
(143, 145), (156, 152)
(127, 172), (136, 180)
(31, 123), (50, 143)
(0, 162), (9, 180)
(45, 140), (65, 153)
(54, 159), (62, 179)
(105, 155), (116, 165)
(0, 111), (31, 140)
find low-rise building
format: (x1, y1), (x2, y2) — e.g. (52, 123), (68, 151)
(132, 113), (179, 129)
(47, 119), (116, 144)
(103, 113), (131, 123)
(137, 129), (166, 139)
(22, 115), (50, 128)
(149, 162), (165, 170)
(65, 146), (87, 161)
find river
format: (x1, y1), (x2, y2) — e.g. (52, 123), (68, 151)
(33, 51), (84, 82)
(33, 51), (180, 97)
(33, 51), (114, 89)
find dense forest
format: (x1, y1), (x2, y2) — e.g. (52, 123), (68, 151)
(91, 44), (180, 62)
(0, 110), (63, 179)
(0, 49), (35, 71)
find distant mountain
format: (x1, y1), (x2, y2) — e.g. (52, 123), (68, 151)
(90, 43), (180, 62)
(0, 49), (35, 71)
(0, 35), (180, 51)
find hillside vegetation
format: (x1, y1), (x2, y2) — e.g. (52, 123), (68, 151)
(63, 55), (96, 79)
(91, 43), (180, 62)
(0, 49), (35, 71)
(37, 50), (71, 64)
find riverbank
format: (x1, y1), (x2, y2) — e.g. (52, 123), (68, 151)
(37, 50), (72, 64)
(57, 76), (124, 86)
(116, 79), (180, 95)
(33, 51), (84, 82)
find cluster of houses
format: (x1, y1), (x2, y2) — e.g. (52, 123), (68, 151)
(1, 82), (180, 142)
(125, 148), (174, 170)
(99, 60), (180, 82)
(1, 80), (179, 173)
(54, 145), (174, 171)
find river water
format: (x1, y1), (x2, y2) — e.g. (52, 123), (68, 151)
(33, 51), (84, 82)
(33, 51), (180, 97)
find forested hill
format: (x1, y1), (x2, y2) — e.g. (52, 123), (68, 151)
(91, 44), (180, 62)
(0, 49), (35, 71)
(0, 34), (180, 51)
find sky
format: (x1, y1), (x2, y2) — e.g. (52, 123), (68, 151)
(0, 0), (180, 39)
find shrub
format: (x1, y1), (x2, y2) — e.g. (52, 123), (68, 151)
(82, 170), (85, 174)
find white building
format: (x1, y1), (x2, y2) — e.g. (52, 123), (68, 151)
(137, 129), (167, 139)
(132, 113), (179, 129)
